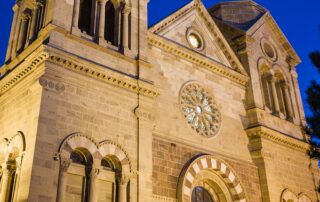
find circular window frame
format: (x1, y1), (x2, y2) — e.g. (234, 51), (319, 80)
(261, 38), (277, 61)
(186, 28), (205, 51)
(179, 81), (221, 138)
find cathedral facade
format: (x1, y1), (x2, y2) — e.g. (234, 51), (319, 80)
(0, 0), (319, 201)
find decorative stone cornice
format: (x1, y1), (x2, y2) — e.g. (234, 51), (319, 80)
(0, 50), (49, 95)
(47, 53), (159, 98)
(148, 33), (249, 86)
(149, 1), (195, 34)
(0, 46), (159, 98)
(134, 107), (155, 121)
(246, 126), (309, 153)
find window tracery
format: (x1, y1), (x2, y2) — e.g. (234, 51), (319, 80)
(180, 82), (221, 138)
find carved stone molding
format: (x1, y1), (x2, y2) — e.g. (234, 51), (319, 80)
(0, 52), (49, 95)
(148, 33), (248, 86)
(60, 158), (71, 172)
(47, 54), (159, 98)
(246, 126), (309, 153)
(134, 107), (155, 121)
(39, 77), (65, 93)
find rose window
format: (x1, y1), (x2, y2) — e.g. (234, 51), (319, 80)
(180, 83), (221, 137)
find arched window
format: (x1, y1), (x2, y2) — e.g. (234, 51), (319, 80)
(78, 0), (94, 35)
(274, 70), (294, 120)
(100, 155), (122, 201)
(67, 148), (93, 201)
(105, 1), (116, 44)
(192, 186), (213, 202)
(261, 73), (273, 112)
(0, 133), (25, 202)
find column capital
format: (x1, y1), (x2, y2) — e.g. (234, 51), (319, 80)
(117, 173), (131, 186)
(60, 158), (71, 172)
(12, 4), (20, 11)
(121, 4), (131, 14)
(90, 167), (100, 178)
(21, 10), (32, 20)
(290, 68), (298, 78)
(32, 1), (43, 8)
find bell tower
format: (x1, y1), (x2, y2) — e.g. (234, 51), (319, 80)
(0, 0), (154, 201)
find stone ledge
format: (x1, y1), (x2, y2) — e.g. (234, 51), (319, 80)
(0, 46), (160, 98)
(246, 126), (309, 153)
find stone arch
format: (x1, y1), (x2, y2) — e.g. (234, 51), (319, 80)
(258, 57), (272, 74)
(98, 140), (132, 174)
(178, 154), (247, 202)
(58, 133), (101, 162)
(7, 132), (26, 161)
(297, 193), (312, 202)
(281, 189), (311, 202)
(273, 65), (288, 83)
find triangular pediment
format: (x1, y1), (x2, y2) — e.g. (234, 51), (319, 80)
(149, 0), (247, 76)
(247, 13), (301, 65)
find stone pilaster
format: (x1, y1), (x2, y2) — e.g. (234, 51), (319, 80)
(57, 158), (70, 202)
(290, 67), (306, 125)
(71, 0), (81, 35)
(17, 11), (31, 52)
(89, 167), (99, 202)
(269, 76), (280, 116)
(98, 0), (108, 45)
(5, 3), (21, 62)
(28, 1), (42, 43)
(122, 5), (131, 50)
(0, 161), (17, 202)
(117, 173), (130, 202)
(135, 93), (156, 202)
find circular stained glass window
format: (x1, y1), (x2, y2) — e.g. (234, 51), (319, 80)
(180, 82), (221, 138)
(186, 28), (204, 50)
(188, 34), (202, 49)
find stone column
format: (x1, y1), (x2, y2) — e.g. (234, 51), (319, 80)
(72, 0), (81, 29)
(5, 3), (20, 62)
(98, 0), (107, 45)
(57, 159), (70, 202)
(269, 77), (280, 115)
(118, 174), (130, 202)
(121, 6), (130, 49)
(0, 161), (16, 202)
(28, 1), (41, 42)
(282, 84), (293, 121)
(89, 168), (99, 202)
(17, 13), (30, 52)
(290, 67), (306, 125)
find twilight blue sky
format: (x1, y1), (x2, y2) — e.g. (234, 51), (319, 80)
(0, 0), (319, 116)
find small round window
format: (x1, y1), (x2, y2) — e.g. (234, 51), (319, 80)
(187, 28), (204, 50)
(261, 38), (277, 61)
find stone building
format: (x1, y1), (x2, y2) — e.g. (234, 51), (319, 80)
(0, 0), (319, 201)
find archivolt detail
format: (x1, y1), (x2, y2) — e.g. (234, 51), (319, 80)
(177, 154), (247, 202)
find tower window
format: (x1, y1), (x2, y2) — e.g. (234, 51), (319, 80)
(79, 0), (93, 35)
(105, 1), (115, 44)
